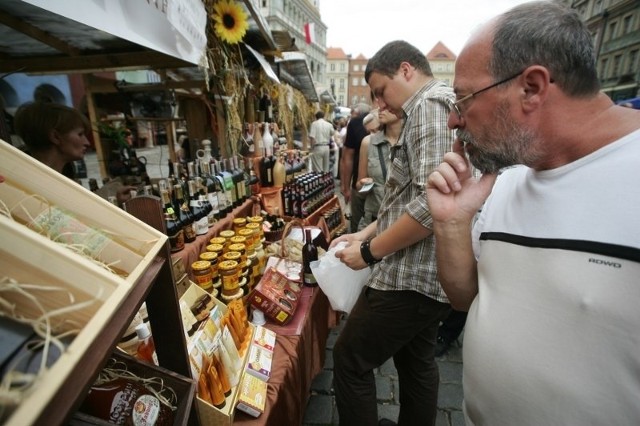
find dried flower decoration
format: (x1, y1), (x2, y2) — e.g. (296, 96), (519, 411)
(212, 0), (249, 44)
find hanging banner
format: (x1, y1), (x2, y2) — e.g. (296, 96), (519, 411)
(21, 0), (207, 66)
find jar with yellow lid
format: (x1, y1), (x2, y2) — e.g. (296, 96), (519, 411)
(209, 236), (226, 246)
(219, 230), (236, 250)
(245, 222), (264, 246)
(199, 251), (219, 282)
(232, 217), (247, 232)
(191, 260), (213, 292)
(238, 228), (256, 250)
(218, 260), (241, 299)
(222, 251), (243, 270)
(227, 243), (247, 266)
(230, 235), (247, 246)
(206, 243), (225, 259)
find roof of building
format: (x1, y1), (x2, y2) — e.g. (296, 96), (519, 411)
(326, 47), (349, 59)
(426, 41), (457, 60)
(354, 53), (367, 61)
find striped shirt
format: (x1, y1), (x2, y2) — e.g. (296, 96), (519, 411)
(368, 79), (455, 303)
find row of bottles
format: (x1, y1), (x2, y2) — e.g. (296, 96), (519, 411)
(258, 149), (307, 188)
(282, 171), (335, 218)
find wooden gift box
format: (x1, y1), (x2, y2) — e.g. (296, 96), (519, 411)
(0, 140), (168, 425)
(0, 141), (167, 285)
(70, 351), (196, 426)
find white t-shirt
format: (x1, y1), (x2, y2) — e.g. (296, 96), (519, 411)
(465, 129), (640, 425)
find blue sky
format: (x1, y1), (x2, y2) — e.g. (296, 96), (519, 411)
(319, 0), (533, 58)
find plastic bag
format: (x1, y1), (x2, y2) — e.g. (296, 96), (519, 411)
(310, 242), (370, 314)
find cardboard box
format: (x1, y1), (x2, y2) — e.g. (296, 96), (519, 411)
(245, 344), (273, 382)
(252, 325), (277, 352)
(235, 373), (268, 418)
(179, 283), (254, 426)
(247, 266), (302, 325)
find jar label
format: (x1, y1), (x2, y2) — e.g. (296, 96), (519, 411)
(131, 394), (160, 425)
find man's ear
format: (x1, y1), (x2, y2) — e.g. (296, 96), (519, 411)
(49, 129), (62, 146)
(521, 66), (553, 110)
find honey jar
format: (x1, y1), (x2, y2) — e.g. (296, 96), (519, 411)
(232, 217), (247, 232)
(218, 260), (240, 297)
(219, 229), (235, 248)
(191, 260), (213, 291)
(209, 237), (226, 247)
(227, 243), (247, 266)
(245, 222), (263, 244)
(238, 228), (256, 250)
(199, 251), (219, 280)
(206, 243), (225, 259)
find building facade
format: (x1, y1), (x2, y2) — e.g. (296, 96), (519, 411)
(326, 47), (350, 107)
(256, 0), (327, 86)
(425, 41), (456, 87)
(348, 54), (369, 107)
(570, 0), (640, 101)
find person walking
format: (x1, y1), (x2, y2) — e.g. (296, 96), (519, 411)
(427, 1), (640, 424)
(340, 103), (371, 232)
(308, 110), (334, 173)
(331, 40), (455, 426)
(355, 109), (402, 231)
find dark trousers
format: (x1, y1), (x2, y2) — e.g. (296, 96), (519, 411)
(333, 287), (451, 426)
(349, 191), (365, 233)
(438, 308), (468, 342)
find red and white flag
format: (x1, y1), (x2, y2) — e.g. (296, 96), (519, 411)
(304, 22), (315, 45)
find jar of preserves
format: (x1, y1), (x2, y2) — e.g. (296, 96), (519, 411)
(199, 251), (219, 282)
(232, 217), (247, 233)
(219, 230), (236, 248)
(245, 222), (264, 245)
(209, 237), (226, 247)
(238, 228), (256, 251)
(191, 260), (213, 292)
(218, 260), (240, 298)
(227, 243), (247, 266)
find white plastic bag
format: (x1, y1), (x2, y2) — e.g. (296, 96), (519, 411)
(310, 242), (370, 314)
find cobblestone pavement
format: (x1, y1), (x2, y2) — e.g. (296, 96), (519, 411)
(301, 318), (465, 426)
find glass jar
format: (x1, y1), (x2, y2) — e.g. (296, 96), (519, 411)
(232, 217), (247, 233)
(199, 251), (219, 282)
(245, 222), (264, 245)
(218, 260), (240, 297)
(238, 228), (256, 251)
(209, 237), (226, 247)
(219, 229), (236, 248)
(206, 243), (225, 260)
(191, 260), (213, 292)
(227, 243), (247, 266)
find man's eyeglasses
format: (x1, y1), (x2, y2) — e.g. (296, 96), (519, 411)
(447, 70), (524, 119)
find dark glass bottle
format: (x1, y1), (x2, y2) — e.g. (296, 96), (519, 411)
(173, 184), (196, 243)
(230, 156), (245, 205)
(188, 179), (208, 235)
(259, 147), (273, 187)
(161, 189), (185, 252)
(213, 161), (231, 215)
(302, 228), (318, 287)
(200, 162), (221, 222)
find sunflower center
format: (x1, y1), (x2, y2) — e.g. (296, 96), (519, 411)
(222, 13), (236, 29)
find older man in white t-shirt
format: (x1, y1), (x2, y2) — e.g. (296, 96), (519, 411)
(309, 110), (335, 172)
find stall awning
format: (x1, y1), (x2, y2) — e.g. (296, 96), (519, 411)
(275, 52), (318, 102)
(0, 0), (209, 74)
(245, 44), (280, 84)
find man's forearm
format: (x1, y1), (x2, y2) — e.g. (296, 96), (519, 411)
(368, 213), (431, 260)
(433, 221), (478, 311)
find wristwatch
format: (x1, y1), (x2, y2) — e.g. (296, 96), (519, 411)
(360, 239), (381, 266)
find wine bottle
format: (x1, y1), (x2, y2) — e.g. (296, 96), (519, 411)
(173, 184), (196, 243)
(161, 188), (184, 252)
(188, 180), (208, 235)
(301, 228), (318, 287)
(273, 153), (286, 187)
(231, 156), (245, 205)
(214, 161), (231, 215)
(248, 158), (261, 196)
(200, 162), (221, 222)
(220, 159), (236, 208)
(260, 147), (273, 187)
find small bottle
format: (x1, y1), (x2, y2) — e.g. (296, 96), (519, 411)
(135, 323), (158, 365)
(302, 228), (318, 287)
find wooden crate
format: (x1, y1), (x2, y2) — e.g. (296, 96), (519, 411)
(0, 141), (167, 285)
(0, 215), (144, 425)
(70, 351), (196, 426)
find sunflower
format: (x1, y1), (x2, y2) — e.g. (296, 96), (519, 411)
(212, 0), (249, 44)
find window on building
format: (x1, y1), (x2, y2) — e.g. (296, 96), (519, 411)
(600, 57), (609, 79)
(628, 50), (638, 74)
(352, 77), (358, 86)
(262, 0), (267, 7)
(612, 54), (622, 77)
(339, 95), (344, 105)
(353, 64), (359, 72)
(360, 77), (366, 86)
(330, 63), (335, 71)
(340, 63), (345, 72)
(339, 79), (345, 89)
(608, 21), (617, 41)
(594, 0), (603, 14)
(623, 15), (633, 34)
(351, 95), (358, 105)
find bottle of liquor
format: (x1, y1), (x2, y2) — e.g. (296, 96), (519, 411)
(135, 323), (158, 365)
(173, 184), (196, 243)
(200, 162), (221, 222)
(301, 228), (318, 287)
(262, 123), (274, 154)
(273, 153), (286, 187)
(161, 188), (184, 252)
(188, 180), (208, 235)
(231, 156), (245, 205)
(248, 158), (261, 196)
(195, 176), (215, 227)
(259, 147), (274, 187)
(220, 159), (236, 208)
(213, 161), (231, 215)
